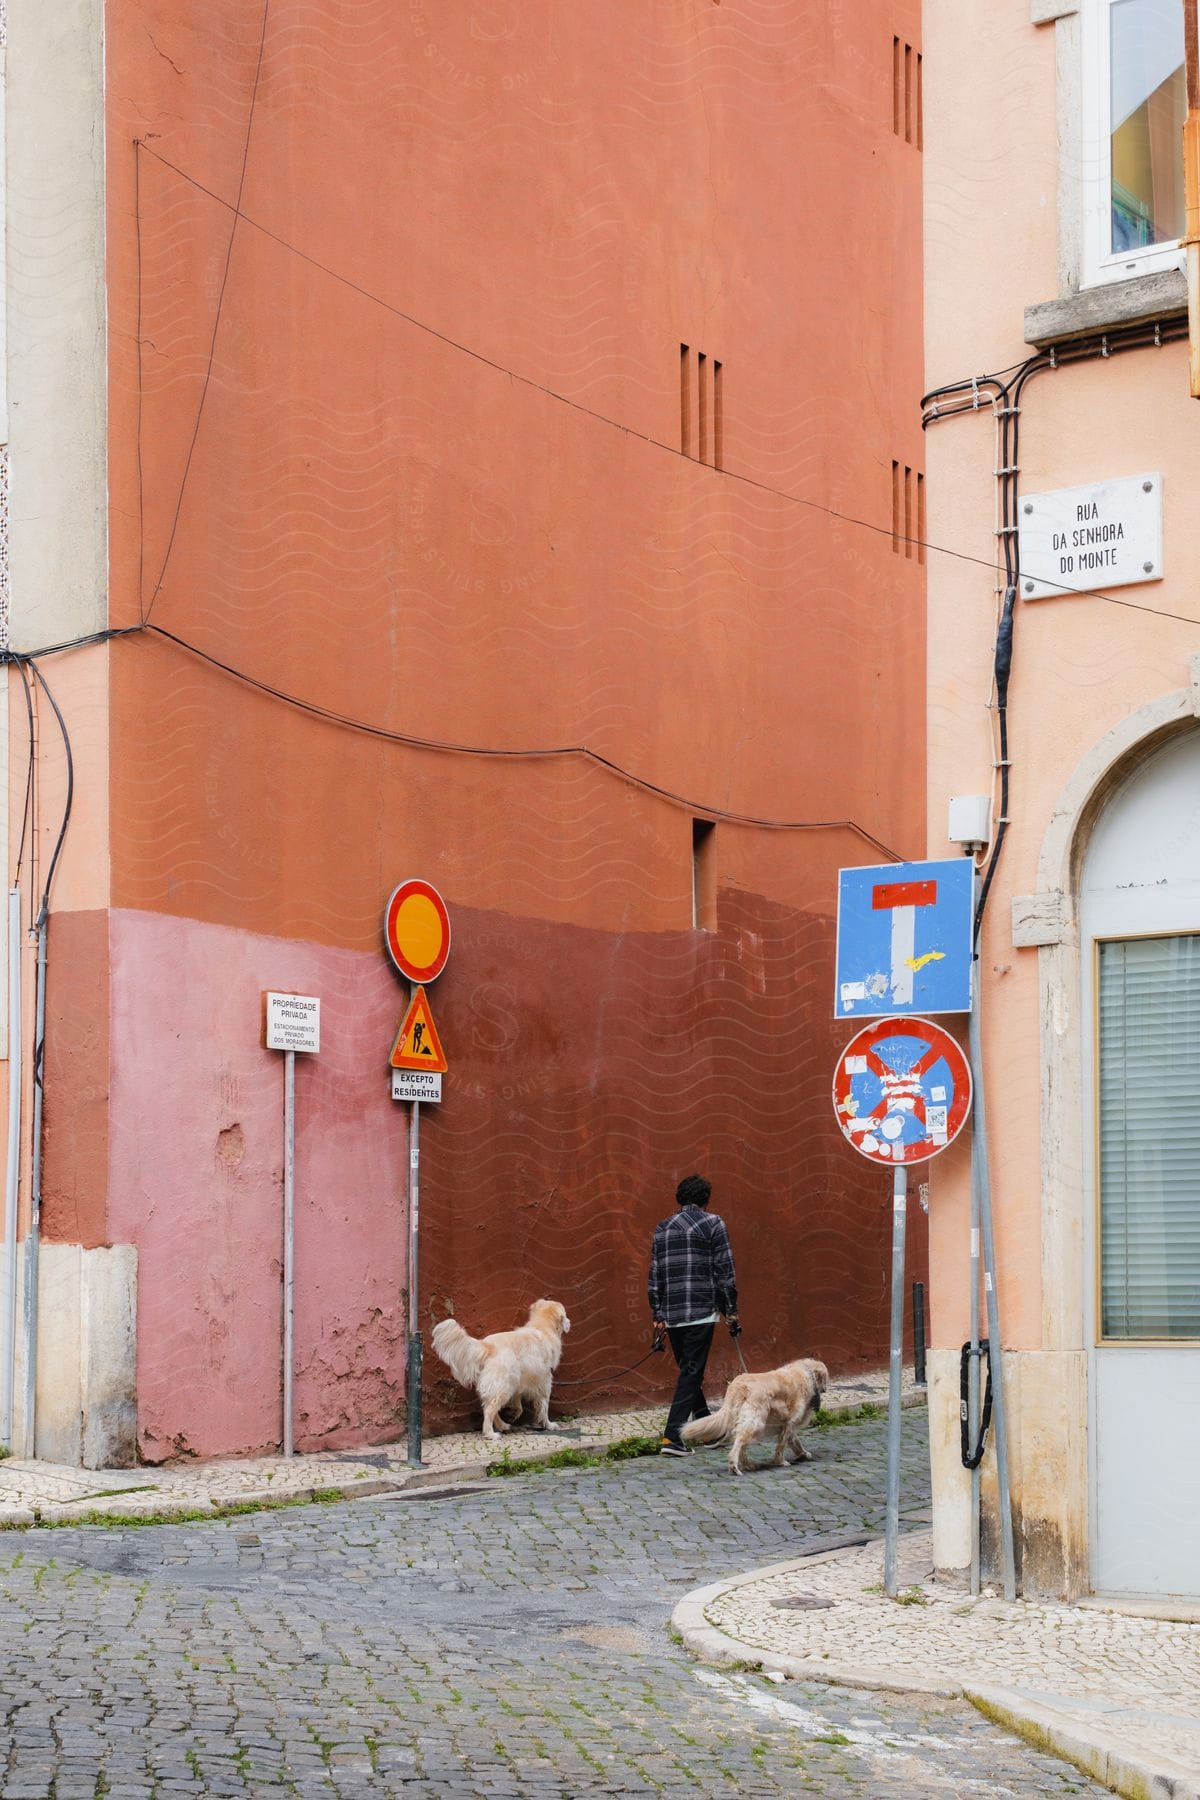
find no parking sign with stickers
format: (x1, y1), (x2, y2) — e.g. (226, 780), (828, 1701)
(832, 1015), (971, 1164)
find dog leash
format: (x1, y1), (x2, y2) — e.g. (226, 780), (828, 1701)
(552, 1342), (665, 1389)
(556, 1325), (749, 1390)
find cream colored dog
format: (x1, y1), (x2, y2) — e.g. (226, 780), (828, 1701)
(431, 1299), (571, 1441)
(681, 1358), (829, 1474)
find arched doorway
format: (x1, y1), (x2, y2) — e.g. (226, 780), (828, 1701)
(1081, 728), (1200, 1596)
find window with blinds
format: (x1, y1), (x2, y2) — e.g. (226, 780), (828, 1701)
(1098, 933), (1200, 1340)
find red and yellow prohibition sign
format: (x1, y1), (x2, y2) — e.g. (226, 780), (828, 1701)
(385, 879), (451, 984)
(832, 1014), (972, 1164)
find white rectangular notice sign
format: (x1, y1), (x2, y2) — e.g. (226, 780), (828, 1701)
(1019, 472), (1162, 600)
(392, 1068), (442, 1103)
(265, 992), (321, 1054)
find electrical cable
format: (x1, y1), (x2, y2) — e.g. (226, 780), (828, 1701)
(11, 655), (34, 888)
(132, 143), (1200, 631)
(0, 458), (1196, 886)
(923, 323), (1188, 428)
(22, 660), (74, 926)
(966, 362), (1024, 945)
(7, 624), (901, 851)
(923, 317), (1191, 946)
(137, 139), (960, 571)
(973, 586), (1014, 945)
(0, 303), (1190, 891)
(137, 621), (903, 854)
(2, 627), (142, 662)
(919, 349), (1062, 409)
(955, 351), (1029, 944)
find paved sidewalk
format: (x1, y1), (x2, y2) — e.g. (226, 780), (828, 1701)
(0, 1365), (919, 1525)
(674, 1527), (1200, 1800)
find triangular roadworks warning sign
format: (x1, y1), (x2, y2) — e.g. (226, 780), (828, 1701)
(389, 986), (448, 1073)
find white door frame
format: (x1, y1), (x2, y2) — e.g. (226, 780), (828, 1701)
(1016, 660), (1200, 1596)
(1078, 735), (1200, 1594)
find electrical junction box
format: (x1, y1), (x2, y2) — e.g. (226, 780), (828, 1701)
(948, 794), (992, 847)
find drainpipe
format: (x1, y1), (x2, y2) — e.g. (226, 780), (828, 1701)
(1183, 0), (1200, 395)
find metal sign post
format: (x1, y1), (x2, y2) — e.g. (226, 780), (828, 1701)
(407, 1096), (422, 1467)
(967, 988), (1017, 1601)
(384, 881), (451, 1474)
(832, 1015), (972, 1599)
(969, 1140), (982, 1596)
(265, 992), (321, 1459)
(283, 1049), (296, 1458)
(389, 981), (450, 1469)
(883, 1163), (907, 1596)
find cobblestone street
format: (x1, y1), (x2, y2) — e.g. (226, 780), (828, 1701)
(0, 1413), (1107, 1797)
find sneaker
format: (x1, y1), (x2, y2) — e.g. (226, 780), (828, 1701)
(660, 1437), (693, 1457)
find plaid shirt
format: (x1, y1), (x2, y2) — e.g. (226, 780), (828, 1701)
(647, 1205), (737, 1326)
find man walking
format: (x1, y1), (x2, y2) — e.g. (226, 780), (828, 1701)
(648, 1173), (739, 1456)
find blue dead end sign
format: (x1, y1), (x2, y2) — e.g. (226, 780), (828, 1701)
(835, 858), (973, 1018)
(832, 1015), (972, 1164)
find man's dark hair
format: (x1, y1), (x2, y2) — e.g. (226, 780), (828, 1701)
(676, 1174), (712, 1210)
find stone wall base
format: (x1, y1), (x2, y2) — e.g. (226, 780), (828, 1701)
(10, 1241), (137, 1468)
(929, 1345), (1088, 1599)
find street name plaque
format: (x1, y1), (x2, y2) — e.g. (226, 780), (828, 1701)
(1019, 472), (1162, 600)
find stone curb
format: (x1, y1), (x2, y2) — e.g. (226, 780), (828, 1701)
(967, 1685), (1200, 1800)
(672, 1549), (1198, 1800)
(670, 1550), (962, 1700)
(21, 1478), (411, 1528)
(418, 1387), (922, 1479)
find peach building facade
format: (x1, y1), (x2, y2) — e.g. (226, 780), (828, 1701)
(924, 0), (1200, 1598)
(0, 1), (926, 1466)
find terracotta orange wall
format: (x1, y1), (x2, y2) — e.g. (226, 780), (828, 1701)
(40, 911), (110, 1250)
(105, 0), (925, 886)
(94, 0), (927, 1445)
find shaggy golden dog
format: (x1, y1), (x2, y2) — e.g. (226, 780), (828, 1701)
(681, 1358), (829, 1474)
(431, 1300), (571, 1441)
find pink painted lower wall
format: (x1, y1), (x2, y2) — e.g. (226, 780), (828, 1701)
(106, 909), (410, 1461)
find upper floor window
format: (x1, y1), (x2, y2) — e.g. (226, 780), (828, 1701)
(1083, 0), (1186, 287)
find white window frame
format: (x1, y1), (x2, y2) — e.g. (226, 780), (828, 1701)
(1093, 931), (1200, 1345)
(1080, 0), (1187, 289)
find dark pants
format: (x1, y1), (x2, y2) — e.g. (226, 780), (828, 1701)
(663, 1322), (715, 1443)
